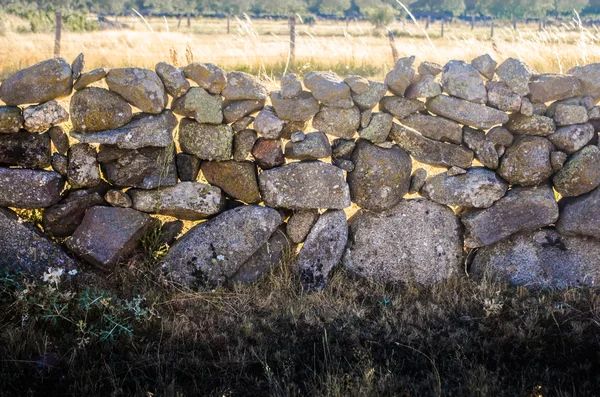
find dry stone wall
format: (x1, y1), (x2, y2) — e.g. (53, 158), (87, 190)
(2, 54), (600, 290)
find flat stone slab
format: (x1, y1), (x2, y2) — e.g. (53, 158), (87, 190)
(557, 186), (600, 239)
(0, 168), (64, 208)
(0, 131), (51, 168)
(426, 95), (509, 129)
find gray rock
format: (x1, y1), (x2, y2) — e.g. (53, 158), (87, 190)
(463, 127), (499, 169)
(551, 151), (568, 171)
(296, 210), (348, 290)
(471, 229), (600, 289)
(259, 161), (351, 209)
(284, 131), (331, 160)
(281, 73), (303, 99)
(71, 53), (84, 80)
(290, 131), (305, 142)
(505, 114), (556, 136)
(548, 123), (594, 154)
(268, 96), (318, 131)
(344, 75), (370, 94)
(312, 106), (360, 139)
(66, 206), (154, 269)
(553, 145), (600, 197)
(418, 61), (443, 76)
(554, 104), (589, 126)
(51, 153), (68, 175)
(23, 100), (68, 133)
(589, 106), (600, 120)
(251, 138), (285, 169)
(471, 54), (497, 80)
(182, 63), (227, 94)
(0, 168), (64, 208)
(155, 62), (190, 98)
(497, 136), (554, 186)
(528, 73), (582, 103)
(105, 189), (132, 208)
(67, 143), (101, 189)
(390, 123), (473, 169)
(304, 71), (353, 108)
(73, 67), (109, 90)
(332, 158), (355, 172)
(254, 106), (284, 139)
(361, 108), (372, 129)
(42, 184), (109, 237)
(129, 182), (225, 220)
(232, 116), (254, 132)
(222, 99), (265, 123)
(71, 111), (177, 150)
(545, 96), (589, 117)
(332, 138), (356, 159)
(379, 96), (425, 119)
(385, 56), (416, 96)
(0, 58), (72, 105)
(106, 68), (167, 114)
(421, 167), (508, 208)
(157, 220), (184, 246)
(179, 119), (233, 161)
(405, 74), (442, 99)
(281, 120), (308, 140)
(162, 205), (282, 286)
(486, 81), (522, 112)
(461, 184), (559, 248)
(0, 106), (23, 133)
(409, 168), (427, 194)
(286, 210), (319, 244)
(176, 152), (201, 181)
(441, 60), (487, 104)
(400, 113), (462, 144)
(347, 140), (411, 211)
(222, 71), (268, 101)
(351, 80), (388, 110)
(520, 97), (534, 116)
(533, 102), (548, 115)
(567, 63), (600, 101)
(344, 198), (463, 284)
(447, 166), (467, 176)
(70, 87), (133, 132)
(171, 87), (223, 124)
(557, 186), (600, 239)
(495, 57), (534, 96)
(0, 207), (77, 277)
(426, 95), (509, 129)
(0, 131), (51, 168)
(233, 129), (258, 162)
(98, 145), (178, 189)
(358, 112), (393, 143)
(201, 160), (261, 203)
(485, 126), (514, 147)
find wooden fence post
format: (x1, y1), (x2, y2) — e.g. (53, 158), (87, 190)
(491, 20), (494, 37)
(441, 19), (444, 37)
(227, 14), (230, 34)
(388, 30), (398, 63)
(290, 14), (296, 70)
(54, 11), (62, 58)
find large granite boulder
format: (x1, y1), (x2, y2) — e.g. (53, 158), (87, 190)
(222, 71), (268, 101)
(567, 63), (600, 101)
(557, 186), (600, 239)
(553, 145), (600, 197)
(505, 114), (556, 136)
(385, 56), (415, 96)
(497, 136), (554, 186)
(270, 91), (320, 122)
(179, 119), (233, 161)
(201, 160), (261, 203)
(441, 60), (487, 104)
(0, 168), (64, 208)
(548, 123), (594, 154)
(528, 74), (582, 103)
(495, 57), (534, 96)
(70, 87), (133, 132)
(172, 87), (223, 124)
(23, 100), (69, 133)
(106, 67), (167, 114)
(379, 96), (425, 119)
(0, 131), (51, 168)
(312, 106), (360, 139)
(182, 62), (227, 94)
(155, 61), (190, 98)
(304, 71), (353, 108)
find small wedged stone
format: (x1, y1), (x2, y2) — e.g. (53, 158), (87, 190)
(486, 81), (522, 113)
(463, 127), (499, 169)
(259, 161), (351, 210)
(51, 153), (68, 176)
(66, 206), (155, 269)
(296, 210), (348, 290)
(344, 198), (463, 284)
(347, 140), (411, 211)
(358, 112), (393, 143)
(304, 71), (353, 108)
(421, 167), (508, 208)
(74, 67), (109, 90)
(23, 101), (68, 133)
(351, 80), (387, 110)
(554, 104), (589, 126)
(281, 73), (303, 98)
(70, 87), (133, 133)
(222, 99), (265, 123)
(179, 119), (233, 161)
(332, 138), (355, 159)
(0, 168), (64, 208)
(400, 113), (462, 144)
(390, 123), (473, 169)
(385, 56), (415, 96)
(471, 229), (600, 289)
(447, 166), (466, 176)
(281, 120), (308, 140)
(0, 58), (73, 105)
(251, 138), (285, 170)
(270, 91), (319, 122)
(344, 75), (370, 94)
(548, 123), (594, 154)
(290, 131), (305, 142)
(201, 160), (261, 203)
(254, 106), (284, 139)
(157, 220), (184, 246)
(441, 60), (487, 104)
(68, 143), (101, 189)
(105, 189), (132, 208)
(284, 131), (331, 160)
(528, 73), (582, 103)
(71, 111), (176, 150)
(106, 67), (167, 114)
(418, 61), (442, 76)
(332, 158), (355, 172)
(182, 63), (227, 94)
(176, 153), (201, 181)
(405, 74), (442, 99)
(461, 184), (559, 248)
(553, 145), (600, 197)
(471, 54), (497, 80)
(161, 205), (282, 287)
(426, 95), (509, 129)
(71, 53), (84, 80)
(232, 116), (254, 132)
(567, 63), (600, 101)
(0, 106), (23, 133)
(171, 87), (223, 124)
(497, 136), (554, 186)
(233, 129), (258, 162)
(129, 181), (225, 220)
(379, 96), (425, 119)
(0, 131), (51, 168)
(557, 186), (600, 239)
(409, 168), (427, 194)
(505, 114), (556, 136)
(495, 57), (534, 96)
(286, 210), (319, 244)
(222, 71), (268, 101)
(312, 106), (360, 139)
(520, 97), (534, 116)
(485, 126), (514, 147)
(551, 151), (568, 171)
(155, 62), (190, 98)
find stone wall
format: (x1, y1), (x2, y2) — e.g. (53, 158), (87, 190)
(2, 54), (600, 290)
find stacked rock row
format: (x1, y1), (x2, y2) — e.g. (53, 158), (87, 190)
(2, 54), (600, 290)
